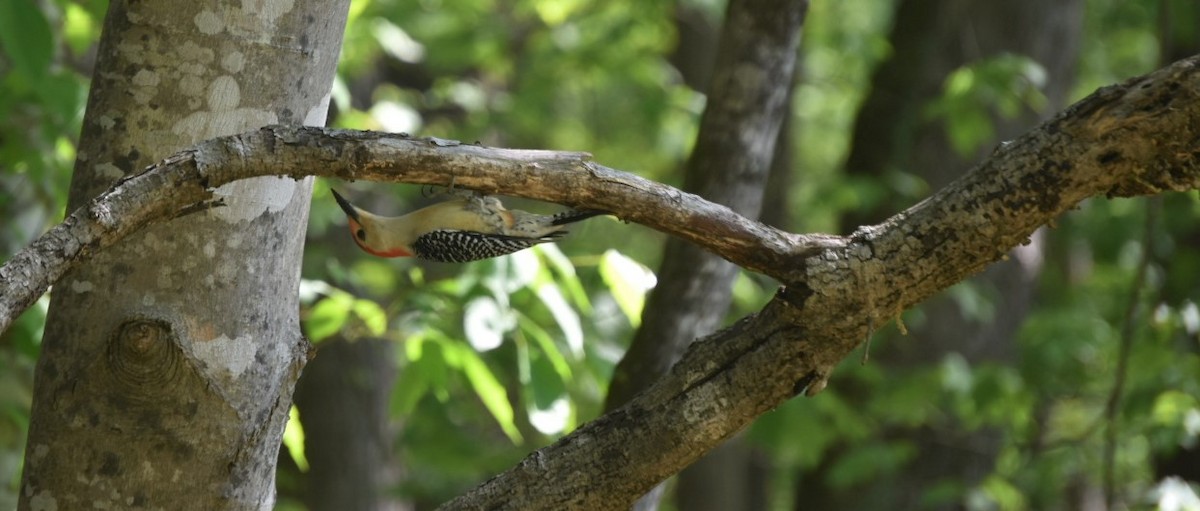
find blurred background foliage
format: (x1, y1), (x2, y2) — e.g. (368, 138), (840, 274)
(1, 0), (1198, 509)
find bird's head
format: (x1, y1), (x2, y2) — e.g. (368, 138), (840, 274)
(331, 189), (413, 258)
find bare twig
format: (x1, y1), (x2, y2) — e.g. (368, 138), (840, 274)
(1103, 196), (1160, 507)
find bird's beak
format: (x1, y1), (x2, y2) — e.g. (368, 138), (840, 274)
(330, 189), (361, 222)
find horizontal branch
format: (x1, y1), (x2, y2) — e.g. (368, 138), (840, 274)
(8, 57), (1195, 339)
(0, 127), (837, 334)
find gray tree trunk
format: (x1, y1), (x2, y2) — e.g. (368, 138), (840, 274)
(604, 0), (808, 509)
(19, 0), (348, 509)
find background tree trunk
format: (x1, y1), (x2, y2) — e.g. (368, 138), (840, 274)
(797, 0), (1082, 508)
(293, 337), (408, 511)
(604, 0), (808, 509)
(18, 0), (348, 508)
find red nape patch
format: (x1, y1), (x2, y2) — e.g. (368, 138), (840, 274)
(364, 246), (412, 258)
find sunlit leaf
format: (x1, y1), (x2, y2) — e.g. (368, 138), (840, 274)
(535, 283), (583, 358)
(372, 18), (426, 63)
(940, 352), (974, 395)
(532, 0), (587, 26)
(598, 249), (656, 327)
(352, 298), (388, 337)
(305, 293), (354, 342)
(1151, 390), (1199, 427)
(63, 3), (99, 57)
(370, 99), (422, 133)
(972, 474), (1026, 511)
(282, 406), (309, 472)
(536, 243), (591, 312)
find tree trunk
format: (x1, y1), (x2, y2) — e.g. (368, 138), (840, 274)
(604, 1), (808, 509)
(293, 337), (408, 511)
(18, 0), (348, 508)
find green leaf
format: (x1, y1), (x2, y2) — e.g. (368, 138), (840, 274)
(452, 344), (523, 443)
(536, 243), (591, 312)
(415, 334), (452, 403)
(1151, 390), (1199, 427)
(282, 405), (309, 472)
(517, 313), (573, 384)
(305, 293), (354, 342)
(352, 298), (388, 337)
(535, 283), (583, 358)
(0, 0), (54, 80)
(598, 249), (656, 327)
(62, 3), (100, 57)
(973, 474), (1026, 511)
(391, 340), (431, 416)
(350, 259), (400, 296)
(827, 441), (917, 489)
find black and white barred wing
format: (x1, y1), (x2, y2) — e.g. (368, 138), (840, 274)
(411, 229), (565, 263)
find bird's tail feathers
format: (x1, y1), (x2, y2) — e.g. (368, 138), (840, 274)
(550, 209), (607, 226)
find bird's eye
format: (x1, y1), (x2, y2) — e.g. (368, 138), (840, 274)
(356, 229), (367, 241)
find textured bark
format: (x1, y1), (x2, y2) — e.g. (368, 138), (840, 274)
(604, 1), (806, 508)
(15, 0), (348, 509)
(0, 55), (1198, 509)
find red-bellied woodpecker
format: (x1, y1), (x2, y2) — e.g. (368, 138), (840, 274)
(331, 189), (605, 263)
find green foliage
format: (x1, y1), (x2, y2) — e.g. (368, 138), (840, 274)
(789, 0), (894, 232)
(301, 283), (390, 342)
(334, 0), (695, 185)
(303, 181), (645, 496)
(282, 406), (309, 472)
(926, 53), (1049, 156)
(0, 0), (92, 504)
(749, 195), (1200, 509)
(4, 0), (1199, 508)
(598, 249), (657, 327)
(0, 0), (54, 81)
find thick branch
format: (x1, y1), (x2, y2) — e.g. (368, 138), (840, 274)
(0, 127), (831, 334)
